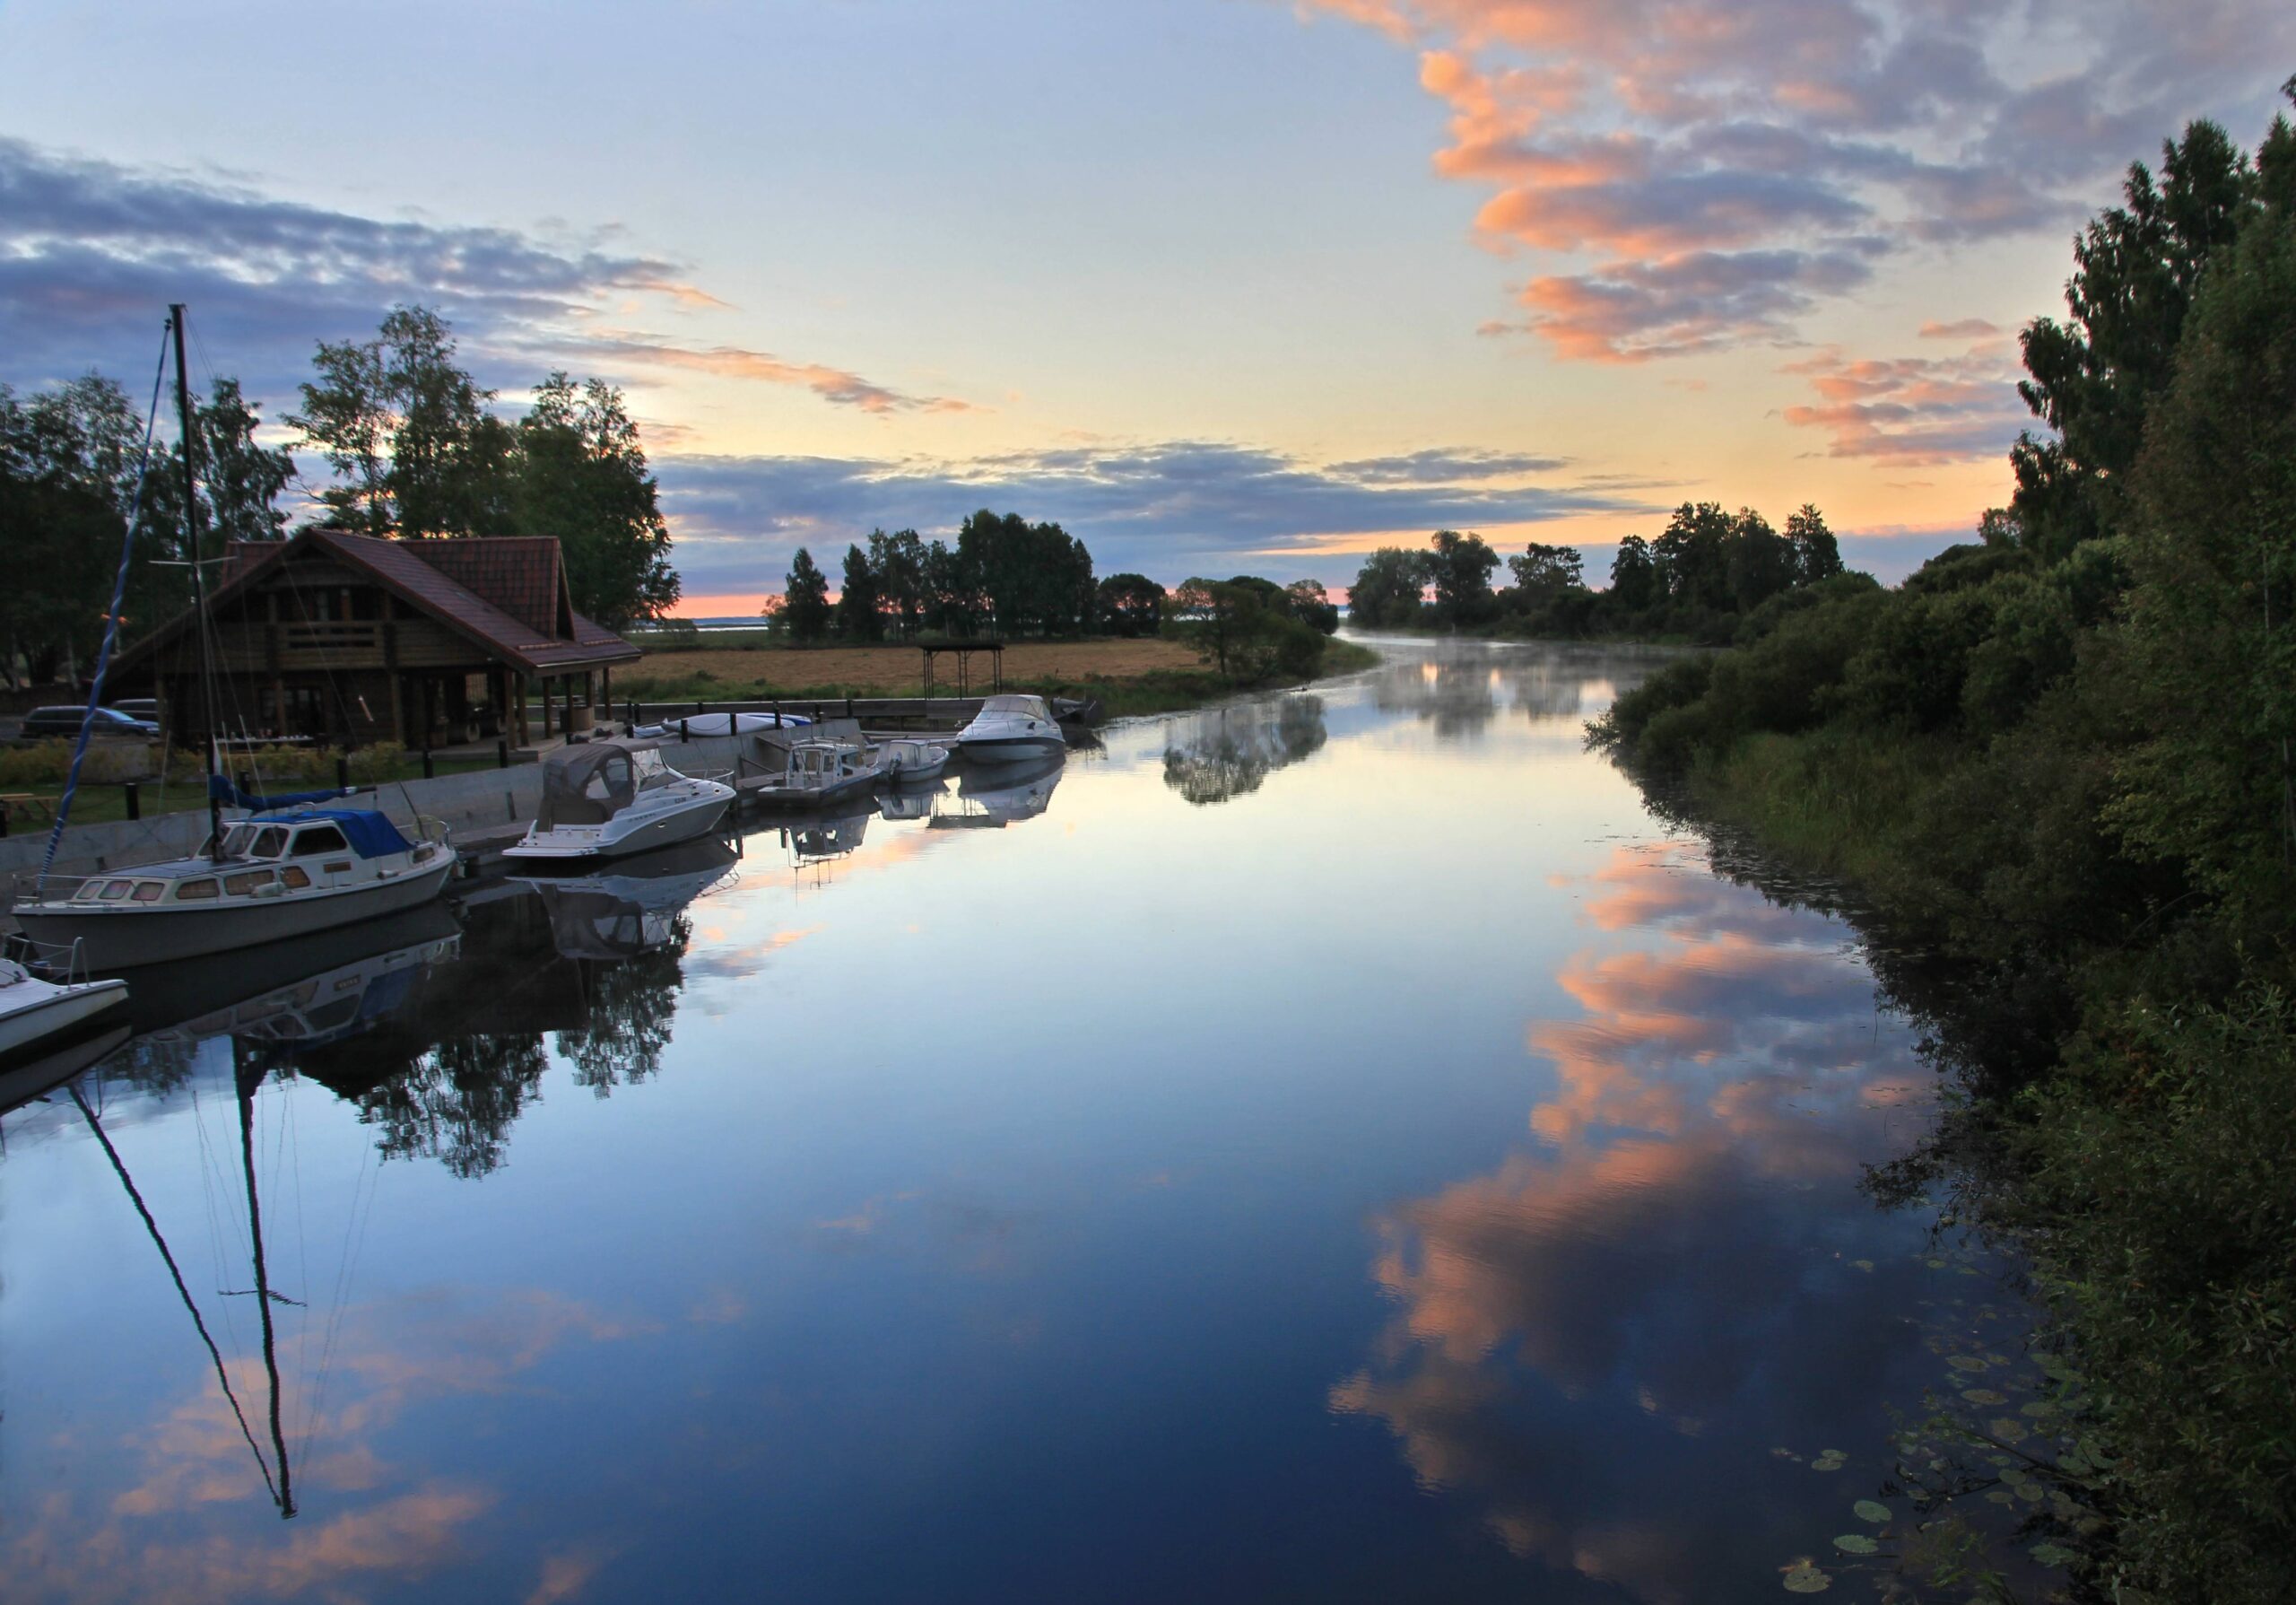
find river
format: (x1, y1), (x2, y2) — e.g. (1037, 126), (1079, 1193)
(3, 636), (2014, 1602)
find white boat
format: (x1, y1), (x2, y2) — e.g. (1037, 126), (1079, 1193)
(954, 694), (1068, 763)
(876, 738), (950, 785)
(631, 710), (810, 739)
(0, 948), (128, 1062)
(744, 737), (885, 813)
(505, 744), (735, 863)
(13, 808), (458, 971)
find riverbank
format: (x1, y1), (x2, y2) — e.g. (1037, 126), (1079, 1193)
(622, 635), (1380, 718)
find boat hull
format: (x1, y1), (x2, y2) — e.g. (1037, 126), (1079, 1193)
(0, 1021), (131, 1114)
(743, 772), (883, 814)
(503, 794), (732, 863)
(959, 736), (1067, 763)
(15, 859), (458, 971)
(0, 979), (130, 1061)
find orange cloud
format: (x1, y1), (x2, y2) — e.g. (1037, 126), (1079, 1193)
(577, 332), (973, 414)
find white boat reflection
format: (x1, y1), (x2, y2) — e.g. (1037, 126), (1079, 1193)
(119, 903), (465, 1050)
(513, 838), (741, 961)
(931, 755), (1064, 828)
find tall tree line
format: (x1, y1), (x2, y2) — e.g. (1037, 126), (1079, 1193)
(774, 509), (1096, 641)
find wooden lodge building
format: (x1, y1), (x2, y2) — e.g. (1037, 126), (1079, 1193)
(114, 528), (641, 750)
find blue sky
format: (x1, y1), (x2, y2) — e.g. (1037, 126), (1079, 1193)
(3, 0), (2291, 606)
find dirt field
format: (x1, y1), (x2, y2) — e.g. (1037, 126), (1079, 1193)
(628, 638), (1202, 692)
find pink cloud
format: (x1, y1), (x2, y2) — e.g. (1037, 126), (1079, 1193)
(1780, 341), (2026, 464)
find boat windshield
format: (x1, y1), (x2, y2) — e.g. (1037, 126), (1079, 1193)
(978, 695), (1050, 719)
(213, 824), (289, 859)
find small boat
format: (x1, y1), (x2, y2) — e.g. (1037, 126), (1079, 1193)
(13, 808), (458, 971)
(505, 744), (735, 863)
(744, 737), (885, 813)
(631, 710), (811, 740)
(0, 947), (128, 1063)
(954, 694), (1068, 763)
(876, 738), (950, 785)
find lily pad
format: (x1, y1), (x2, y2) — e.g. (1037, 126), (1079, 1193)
(1987, 1417), (2031, 1445)
(1852, 1500), (1890, 1524)
(1947, 1356), (1989, 1372)
(1961, 1389), (2006, 1405)
(1984, 1489), (2017, 1505)
(1832, 1534), (1879, 1555)
(1782, 1560), (1831, 1593)
(1811, 1453), (1847, 1472)
(2030, 1542), (2077, 1567)
(1849, 1260), (1874, 1272)
(2021, 1400), (2057, 1417)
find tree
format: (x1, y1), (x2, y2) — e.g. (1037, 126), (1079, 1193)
(193, 379), (294, 545)
(1348, 547), (1430, 627)
(2109, 123), (2296, 928)
(1167, 577), (1323, 681)
(1784, 505), (1842, 585)
(1095, 573), (1165, 636)
(1283, 579), (1340, 633)
(1726, 509), (1796, 612)
(955, 509), (1094, 634)
(289, 335), (392, 533)
(868, 528), (927, 638)
(1427, 529), (1500, 624)
(1509, 541), (1583, 598)
(516, 373), (680, 629)
(2011, 118), (2258, 561)
(1652, 502), (1735, 611)
(1609, 535), (1657, 612)
(838, 543), (883, 641)
(780, 547), (832, 642)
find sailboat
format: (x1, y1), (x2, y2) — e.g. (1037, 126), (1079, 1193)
(12, 305), (457, 970)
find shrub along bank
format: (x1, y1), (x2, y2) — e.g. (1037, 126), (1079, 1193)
(1594, 92), (2296, 1603)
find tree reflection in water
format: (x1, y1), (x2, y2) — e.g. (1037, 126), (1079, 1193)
(559, 924), (689, 1098)
(1162, 694), (1327, 805)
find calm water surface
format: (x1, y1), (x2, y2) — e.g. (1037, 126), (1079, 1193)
(4, 638), (1961, 1602)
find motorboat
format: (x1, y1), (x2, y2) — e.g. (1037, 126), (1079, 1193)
(505, 743), (735, 863)
(744, 737), (884, 813)
(0, 947), (128, 1063)
(13, 807), (458, 971)
(631, 710), (811, 740)
(876, 739), (950, 785)
(954, 694), (1068, 763)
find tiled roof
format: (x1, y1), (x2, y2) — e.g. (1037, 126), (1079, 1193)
(123, 530), (640, 676)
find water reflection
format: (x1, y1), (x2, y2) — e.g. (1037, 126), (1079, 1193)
(1161, 694), (1326, 805)
(4, 641), (1975, 1604)
(1334, 842), (1934, 1600)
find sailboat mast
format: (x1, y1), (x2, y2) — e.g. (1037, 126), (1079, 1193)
(237, 1058), (297, 1519)
(170, 305), (223, 861)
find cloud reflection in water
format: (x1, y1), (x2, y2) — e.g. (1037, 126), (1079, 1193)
(1334, 842), (1935, 1600)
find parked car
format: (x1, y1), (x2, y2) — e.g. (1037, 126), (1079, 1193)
(13, 705), (161, 743)
(111, 698), (160, 723)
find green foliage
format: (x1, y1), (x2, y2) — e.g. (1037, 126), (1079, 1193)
(1426, 528), (1500, 624)
(289, 309), (681, 627)
(868, 528), (928, 637)
(1165, 576), (1331, 684)
(1346, 546), (1431, 627)
(954, 509), (1095, 635)
(838, 543), (883, 641)
(778, 547), (832, 642)
(2016, 990), (2296, 1601)
(1094, 572), (1166, 637)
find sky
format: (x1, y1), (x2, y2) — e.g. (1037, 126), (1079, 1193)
(2, 1), (2291, 614)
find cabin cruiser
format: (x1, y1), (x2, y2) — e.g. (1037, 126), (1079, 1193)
(745, 737), (884, 813)
(929, 755), (1065, 829)
(506, 744), (735, 863)
(0, 948), (127, 1062)
(876, 739), (950, 785)
(13, 808), (457, 970)
(954, 694), (1067, 763)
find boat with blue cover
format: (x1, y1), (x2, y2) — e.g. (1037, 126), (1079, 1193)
(13, 781), (457, 971)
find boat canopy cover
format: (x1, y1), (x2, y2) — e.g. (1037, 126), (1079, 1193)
(248, 808), (413, 859)
(210, 775), (352, 810)
(537, 744), (657, 827)
(978, 694), (1051, 717)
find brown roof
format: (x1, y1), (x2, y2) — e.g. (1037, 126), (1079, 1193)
(124, 529), (641, 676)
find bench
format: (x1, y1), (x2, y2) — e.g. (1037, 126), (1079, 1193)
(0, 792), (59, 824)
